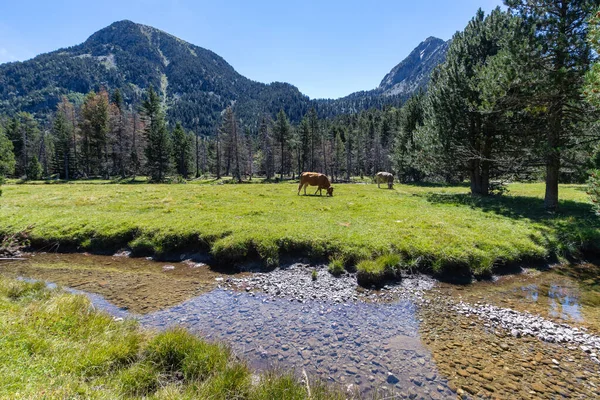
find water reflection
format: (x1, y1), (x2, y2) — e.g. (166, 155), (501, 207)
(519, 283), (583, 322)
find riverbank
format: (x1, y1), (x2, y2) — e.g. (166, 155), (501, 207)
(0, 276), (346, 399)
(3, 253), (600, 398)
(1, 182), (598, 279)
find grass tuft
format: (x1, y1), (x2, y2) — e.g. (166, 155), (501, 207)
(356, 254), (403, 287)
(328, 256), (346, 276)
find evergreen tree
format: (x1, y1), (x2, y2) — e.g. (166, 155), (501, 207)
(110, 88), (128, 178)
(56, 97), (78, 177)
(506, 0), (598, 210)
(52, 110), (73, 179)
(299, 117), (311, 172)
(274, 109), (290, 179)
(142, 86), (172, 182)
(308, 108), (319, 171)
(393, 91), (426, 182)
(425, 8), (522, 194)
(80, 90), (110, 177)
(259, 115), (274, 179)
(6, 113), (40, 178)
(333, 127), (345, 182)
(26, 155), (42, 180)
(172, 122), (193, 178)
(219, 107), (242, 182)
(0, 127), (16, 195)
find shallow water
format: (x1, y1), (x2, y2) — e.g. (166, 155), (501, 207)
(0, 252), (231, 313)
(3, 254), (600, 398)
(140, 289), (451, 397)
(439, 267), (600, 333)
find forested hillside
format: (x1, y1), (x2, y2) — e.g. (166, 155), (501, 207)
(0, 20), (445, 132)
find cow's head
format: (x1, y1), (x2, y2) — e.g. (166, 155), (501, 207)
(327, 187), (334, 196)
(388, 182), (394, 189)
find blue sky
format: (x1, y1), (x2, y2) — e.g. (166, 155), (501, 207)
(0, 0), (503, 99)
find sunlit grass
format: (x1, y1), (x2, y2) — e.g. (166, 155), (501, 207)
(0, 181), (598, 275)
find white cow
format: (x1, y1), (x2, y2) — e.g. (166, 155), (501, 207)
(375, 172), (394, 189)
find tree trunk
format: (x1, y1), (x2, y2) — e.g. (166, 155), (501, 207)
(195, 133), (200, 178)
(545, 131), (560, 211)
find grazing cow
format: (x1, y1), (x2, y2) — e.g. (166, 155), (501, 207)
(298, 172), (334, 196)
(375, 172), (394, 189)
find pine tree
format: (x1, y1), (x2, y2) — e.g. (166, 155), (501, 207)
(259, 115), (274, 179)
(27, 155), (42, 180)
(142, 86), (172, 182)
(308, 108), (319, 171)
(299, 117), (311, 172)
(220, 107), (242, 182)
(172, 122), (193, 178)
(0, 126), (16, 195)
(6, 113), (40, 179)
(425, 8), (522, 194)
(110, 88), (128, 178)
(506, 0), (598, 210)
(52, 110), (73, 179)
(274, 109), (290, 179)
(333, 127), (345, 182)
(80, 90), (110, 177)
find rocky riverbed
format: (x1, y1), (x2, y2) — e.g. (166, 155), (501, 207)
(224, 262), (435, 304)
(454, 301), (600, 363)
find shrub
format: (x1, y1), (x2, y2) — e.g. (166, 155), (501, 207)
(328, 256), (345, 276)
(311, 269), (318, 281)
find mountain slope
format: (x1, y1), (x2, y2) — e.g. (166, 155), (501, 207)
(378, 37), (449, 96)
(0, 21), (448, 130)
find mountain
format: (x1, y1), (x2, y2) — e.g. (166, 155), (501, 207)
(378, 37), (449, 96)
(0, 20), (448, 131)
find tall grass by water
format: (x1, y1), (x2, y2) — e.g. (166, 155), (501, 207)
(0, 277), (345, 399)
(0, 181), (598, 275)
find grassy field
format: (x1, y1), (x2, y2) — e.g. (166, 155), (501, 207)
(0, 181), (598, 275)
(0, 276), (344, 399)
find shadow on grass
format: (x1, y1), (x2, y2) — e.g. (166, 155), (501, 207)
(425, 192), (593, 221)
(401, 181), (471, 189)
(425, 192), (600, 255)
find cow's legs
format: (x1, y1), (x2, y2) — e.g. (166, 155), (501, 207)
(314, 187), (320, 196)
(298, 182), (303, 195)
(378, 182), (381, 188)
(304, 184), (308, 195)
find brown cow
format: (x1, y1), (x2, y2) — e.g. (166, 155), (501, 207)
(298, 172), (334, 196)
(375, 171), (394, 189)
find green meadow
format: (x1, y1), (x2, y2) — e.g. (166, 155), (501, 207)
(1, 181), (598, 275)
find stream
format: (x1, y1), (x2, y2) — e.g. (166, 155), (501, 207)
(2, 253), (600, 399)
